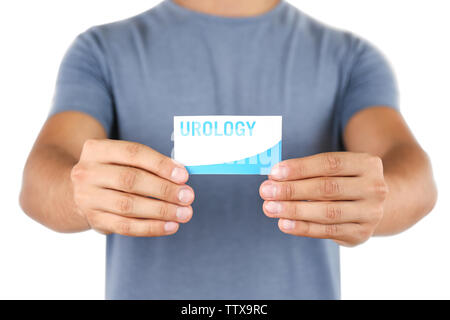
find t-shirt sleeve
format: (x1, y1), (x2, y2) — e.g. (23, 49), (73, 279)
(49, 28), (114, 136)
(339, 36), (399, 131)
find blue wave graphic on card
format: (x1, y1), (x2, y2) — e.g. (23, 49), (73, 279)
(173, 116), (282, 175)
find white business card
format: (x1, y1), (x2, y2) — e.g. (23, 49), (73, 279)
(173, 116), (282, 174)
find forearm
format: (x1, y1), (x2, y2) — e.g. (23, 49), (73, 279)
(20, 144), (90, 233)
(374, 143), (437, 235)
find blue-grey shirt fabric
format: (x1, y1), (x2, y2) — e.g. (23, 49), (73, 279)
(50, 0), (398, 299)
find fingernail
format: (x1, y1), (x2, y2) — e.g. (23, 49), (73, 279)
(261, 183), (277, 198)
(171, 167), (188, 183)
(164, 221), (178, 233)
(281, 219), (295, 230)
(176, 206), (192, 221)
(178, 188), (194, 204)
(271, 164), (288, 179)
(265, 201), (282, 214)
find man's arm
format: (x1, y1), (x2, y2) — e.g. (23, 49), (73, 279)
(344, 106), (437, 235)
(20, 111), (104, 232)
(20, 111), (195, 235)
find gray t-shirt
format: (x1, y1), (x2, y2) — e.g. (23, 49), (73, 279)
(50, 0), (398, 299)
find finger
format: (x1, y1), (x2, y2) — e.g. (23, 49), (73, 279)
(278, 219), (368, 243)
(260, 177), (366, 201)
(82, 139), (189, 184)
(83, 187), (193, 222)
(269, 152), (382, 181)
(263, 200), (374, 224)
(87, 163), (195, 205)
(87, 210), (179, 237)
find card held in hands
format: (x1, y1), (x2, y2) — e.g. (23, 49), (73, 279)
(173, 116), (282, 175)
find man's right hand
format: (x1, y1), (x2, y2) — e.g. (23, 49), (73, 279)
(70, 139), (194, 237)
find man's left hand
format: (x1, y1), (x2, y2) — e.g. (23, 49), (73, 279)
(259, 152), (388, 247)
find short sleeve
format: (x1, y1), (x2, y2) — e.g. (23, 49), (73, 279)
(339, 37), (399, 131)
(49, 28), (114, 136)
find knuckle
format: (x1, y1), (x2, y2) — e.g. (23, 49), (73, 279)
(324, 153), (343, 174)
(320, 177), (341, 198)
(292, 203), (301, 219)
(116, 195), (134, 215)
(144, 222), (156, 236)
(125, 142), (142, 159)
(82, 139), (99, 156)
(115, 220), (132, 236)
(159, 182), (170, 199)
(293, 161), (307, 178)
(325, 224), (339, 237)
(325, 203), (342, 221)
(357, 226), (372, 241)
(84, 210), (98, 226)
(118, 169), (138, 192)
(156, 156), (170, 172)
(371, 179), (389, 199)
(70, 163), (88, 182)
(300, 222), (310, 236)
(158, 203), (169, 220)
(367, 155), (384, 171)
(283, 183), (295, 200)
(370, 204), (384, 222)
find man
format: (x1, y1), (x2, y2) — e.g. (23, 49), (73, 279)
(20, 0), (436, 299)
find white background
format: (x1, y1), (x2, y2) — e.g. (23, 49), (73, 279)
(0, 0), (449, 299)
